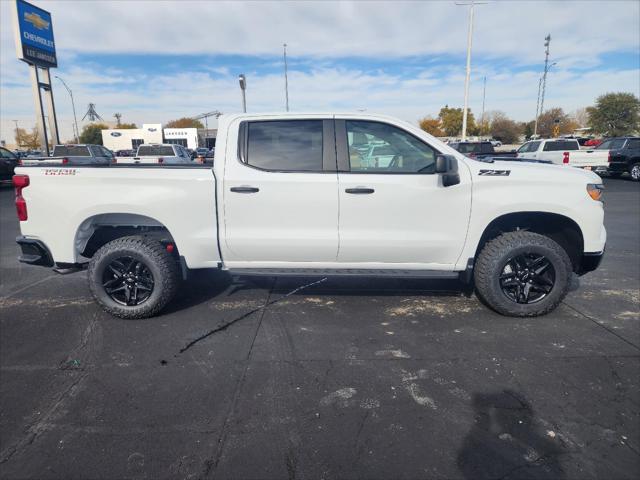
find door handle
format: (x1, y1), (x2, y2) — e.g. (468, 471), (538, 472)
(230, 186), (259, 193)
(345, 187), (374, 194)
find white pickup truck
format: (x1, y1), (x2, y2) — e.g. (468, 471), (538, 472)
(115, 144), (193, 165)
(13, 113), (606, 319)
(516, 138), (609, 170)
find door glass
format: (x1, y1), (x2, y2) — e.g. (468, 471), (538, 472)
(246, 120), (323, 171)
(346, 121), (437, 173)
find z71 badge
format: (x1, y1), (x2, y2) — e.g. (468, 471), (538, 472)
(479, 169), (510, 176)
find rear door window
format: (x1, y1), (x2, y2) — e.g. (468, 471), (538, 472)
(626, 139), (640, 149)
(245, 120), (323, 171)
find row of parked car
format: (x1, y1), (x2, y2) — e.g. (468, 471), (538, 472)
(445, 136), (640, 180)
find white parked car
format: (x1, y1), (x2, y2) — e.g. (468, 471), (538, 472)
(115, 144), (193, 165)
(13, 113), (605, 319)
(516, 138), (609, 170)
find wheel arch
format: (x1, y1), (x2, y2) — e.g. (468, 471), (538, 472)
(474, 212), (584, 272)
(75, 213), (177, 260)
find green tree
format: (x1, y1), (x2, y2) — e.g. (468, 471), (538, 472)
(522, 120), (535, 140)
(165, 117), (204, 129)
(79, 123), (109, 145)
(438, 105), (475, 137)
(418, 116), (444, 137)
(587, 92), (640, 136)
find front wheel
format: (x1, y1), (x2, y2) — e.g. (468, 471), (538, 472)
(630, 163), (640, 181)
(88, 236), (180, 319)
(474, 231), (572, 317)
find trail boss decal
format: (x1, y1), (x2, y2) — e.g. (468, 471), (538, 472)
(44, 168), (76, 176)
(479, 169), (511, 176)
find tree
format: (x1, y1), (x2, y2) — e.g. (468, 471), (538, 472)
(536, 108), (573, 138)
(522, 120), (535, 140)
(483, 111), (522, 144)
(15, 127), (40, 149)
(165, 117), (204, 129)
(79, 123), (109, 145)
(438, 106), (475, 137)
(118, 123), (138, 129)
(587, 92), (640, 136)
(418, 116), (444, 137)
(571, 108), (589, 128)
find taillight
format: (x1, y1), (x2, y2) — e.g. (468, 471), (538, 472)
(562, 151), (570, 164)
(13, 174), (29, 221)
(608, 151), (612, 163)
(158, 157), (164, 164)
(62, 157), (69, 164)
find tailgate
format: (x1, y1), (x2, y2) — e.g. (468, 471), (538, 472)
(569, 150), (609, 168)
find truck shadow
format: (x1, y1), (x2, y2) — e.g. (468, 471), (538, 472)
(163, 272), (471, 314)
(457, 389), (566, 480)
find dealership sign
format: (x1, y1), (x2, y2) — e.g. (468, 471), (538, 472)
(13, 0), (57, 68)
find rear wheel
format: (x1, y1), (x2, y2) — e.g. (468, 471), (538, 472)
(88, 236), (180, 319)
(630, 163), (640, 181)
(474, 231), (572, 317)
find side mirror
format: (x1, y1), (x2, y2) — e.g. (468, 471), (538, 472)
(435, 154), (460, 187)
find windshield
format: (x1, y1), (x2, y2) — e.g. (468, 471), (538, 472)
(137, 146), (175, 156)
(53, 145), (91, 156)
(455, 143), (484, 154)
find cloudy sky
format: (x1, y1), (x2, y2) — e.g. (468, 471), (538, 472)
(1, 0), (639, 143)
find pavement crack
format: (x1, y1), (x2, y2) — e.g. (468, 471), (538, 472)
(562, 301), (640, 351)
(179, 277), (327, 354)
(0, 371), (88, 465)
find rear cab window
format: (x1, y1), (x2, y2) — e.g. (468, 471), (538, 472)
(137, 146), (176, 156)
(542, 140), (579, 152)
(54, 145), (91, 157)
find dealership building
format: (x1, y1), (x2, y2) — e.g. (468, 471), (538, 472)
(102, 125), (217, 151)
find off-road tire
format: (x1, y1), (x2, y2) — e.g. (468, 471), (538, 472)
(88, 236), (180, 319)
(474, 231), (572, 317)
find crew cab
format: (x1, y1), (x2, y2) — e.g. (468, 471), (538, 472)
(20, 144), (115, 166)
(516, 138), (609, 170)
(115, 144), (193, 165)
(599, 137), (640, 181)
(13, 113), (606, 319)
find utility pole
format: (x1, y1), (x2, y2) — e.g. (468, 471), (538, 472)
(283, 43), (290, 112)
(481, 76), (486, 132)
(238, 75), (247, 113)
(456, 1), (486, 141)
(55, 76), (80, 143)
(534, 34), (552, 137)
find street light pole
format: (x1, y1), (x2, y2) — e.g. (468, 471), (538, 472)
(456, 1), (486, 141)
(55, 76), (79, 143)
(283, 43), (290, 112)
(238, 74), (247, 113)
(13, 120), (19, 147)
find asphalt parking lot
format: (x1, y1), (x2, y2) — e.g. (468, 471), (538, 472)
(0, 178), (638, 480)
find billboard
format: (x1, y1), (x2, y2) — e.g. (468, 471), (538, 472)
(12, 0), (57, 68)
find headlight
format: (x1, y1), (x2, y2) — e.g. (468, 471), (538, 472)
(587, 183), (604, 201)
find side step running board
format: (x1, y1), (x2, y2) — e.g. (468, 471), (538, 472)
(228, 268), (461, 279)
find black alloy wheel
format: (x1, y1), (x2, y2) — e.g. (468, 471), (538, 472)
(102, 256), (154, 306)
(499, 253), (555, 304)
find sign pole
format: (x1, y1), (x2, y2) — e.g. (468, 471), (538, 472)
(29, 64), (49, 154)
(41, 68), (60, 145)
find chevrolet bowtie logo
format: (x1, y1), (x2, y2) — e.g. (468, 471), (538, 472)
(24, 12), (50, 30)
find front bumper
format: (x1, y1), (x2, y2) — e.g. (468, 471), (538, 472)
(16, 236), (54, 267)
(578, 250), (604, 275)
